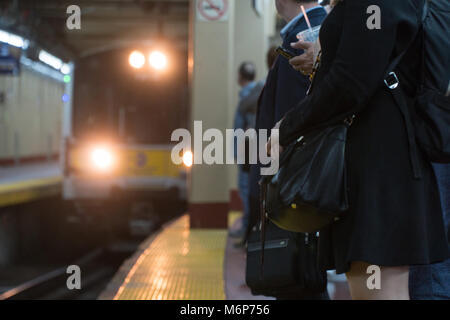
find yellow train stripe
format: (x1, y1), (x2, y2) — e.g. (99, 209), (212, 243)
(70, 147), (181, 178)
(0, 177), (62, 208)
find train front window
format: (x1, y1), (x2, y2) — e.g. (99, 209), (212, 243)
(72, 49), (188, 145)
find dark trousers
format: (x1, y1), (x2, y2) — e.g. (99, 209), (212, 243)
(409, 164), (450, 300)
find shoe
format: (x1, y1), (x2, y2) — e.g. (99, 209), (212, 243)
(233, 239), (247, 249)
(229, 228), (245, 239)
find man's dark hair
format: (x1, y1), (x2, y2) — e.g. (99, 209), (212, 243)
(239, 62), (256, 82)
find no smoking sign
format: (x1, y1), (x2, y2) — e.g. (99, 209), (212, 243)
(197, 0), (229, 22)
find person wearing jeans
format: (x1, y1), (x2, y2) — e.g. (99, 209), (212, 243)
(410, 164), (450, 300)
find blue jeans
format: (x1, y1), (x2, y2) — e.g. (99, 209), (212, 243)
(410, 164), (450, 300)
(238, 168), (250, 232)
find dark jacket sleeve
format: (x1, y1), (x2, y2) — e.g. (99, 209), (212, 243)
(279, 0), (421, 146)
(274, 27), (313, 122)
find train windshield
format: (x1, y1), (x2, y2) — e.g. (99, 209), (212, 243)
(72, 49), (188, 145)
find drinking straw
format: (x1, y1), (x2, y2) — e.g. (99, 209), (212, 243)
(301, 5), (313, 30)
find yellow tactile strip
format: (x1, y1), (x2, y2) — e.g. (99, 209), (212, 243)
(0, 177), (61, 208)
(112, 215), (228, 300)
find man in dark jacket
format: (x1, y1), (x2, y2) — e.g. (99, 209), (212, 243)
(248, 0), (329, 300)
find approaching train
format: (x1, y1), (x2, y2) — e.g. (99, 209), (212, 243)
(62, 46), (190, 231)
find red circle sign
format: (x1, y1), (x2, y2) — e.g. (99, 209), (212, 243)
(197, 0), (229, 21)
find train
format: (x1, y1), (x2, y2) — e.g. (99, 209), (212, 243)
(61, 45), (190, 233)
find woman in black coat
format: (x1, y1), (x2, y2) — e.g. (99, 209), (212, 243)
(269, 0), (450, 299)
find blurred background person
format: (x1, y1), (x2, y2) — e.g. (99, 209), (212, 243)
(229, 62), (263, 245)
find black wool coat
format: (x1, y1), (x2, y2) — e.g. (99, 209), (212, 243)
(278, 0), (450, 273)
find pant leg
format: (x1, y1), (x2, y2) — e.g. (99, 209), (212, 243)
(238, 168), (250, 231)
(410, 164), (450, 300)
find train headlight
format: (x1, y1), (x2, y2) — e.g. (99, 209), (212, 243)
(129, 50), (145, 69)
(149, 51), (168, 71)
(182, 151), (193, 168)
(90, 146), (115, 172)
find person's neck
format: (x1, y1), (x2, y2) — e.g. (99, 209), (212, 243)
(240, 81), (252, 88)
(285, 2), (318, 22)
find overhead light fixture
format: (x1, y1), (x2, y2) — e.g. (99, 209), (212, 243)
(38, 50), (63, 70)
(0, 30), (28, 49)
(60, 63), (71, 75)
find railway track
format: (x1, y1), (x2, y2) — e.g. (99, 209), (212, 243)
(0, 204), (182, 300)
(0, 243), (140, 300)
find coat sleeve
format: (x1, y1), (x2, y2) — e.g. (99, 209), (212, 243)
(274, 31), (311, 122)
(279, 0), (421, 146)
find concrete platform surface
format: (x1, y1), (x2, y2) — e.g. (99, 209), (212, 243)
(100, 215), (228, 300)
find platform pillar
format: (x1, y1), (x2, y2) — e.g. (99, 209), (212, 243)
(188, 0), (275, 229)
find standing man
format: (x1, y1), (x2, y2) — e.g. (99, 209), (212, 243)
(248, 0), (329, 299)
(230, 62), (264, 243)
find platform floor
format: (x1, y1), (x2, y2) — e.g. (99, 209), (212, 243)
(101, 213), (351, 300)
(102, 215), (228, 300)
(0, 162), (61, 208)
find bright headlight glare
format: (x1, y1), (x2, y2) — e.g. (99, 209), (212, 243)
(90, 147), (114, 172)
(182, 151), (193, 168)
(149, 51), (168, 70)
(129, 50), (145, 69)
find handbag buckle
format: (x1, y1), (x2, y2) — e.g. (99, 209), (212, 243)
(384, 72), (399, 90)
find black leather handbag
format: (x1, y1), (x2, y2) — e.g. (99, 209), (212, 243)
(260, 48), (353, 234)
(246, 220), (328, 297)
(262, 118), (352, 233)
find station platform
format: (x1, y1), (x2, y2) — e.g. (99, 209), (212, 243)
(0, 162), (61, 208)
(100, 213), (351, 300)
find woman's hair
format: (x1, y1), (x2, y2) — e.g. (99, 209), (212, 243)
(330, 0), (343, 6)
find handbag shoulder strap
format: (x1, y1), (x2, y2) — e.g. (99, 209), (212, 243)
(382, 2), (427, 179)
(384, 0), (428, 79)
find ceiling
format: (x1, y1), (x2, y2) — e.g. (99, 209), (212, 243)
(0, 0), (190, 61)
